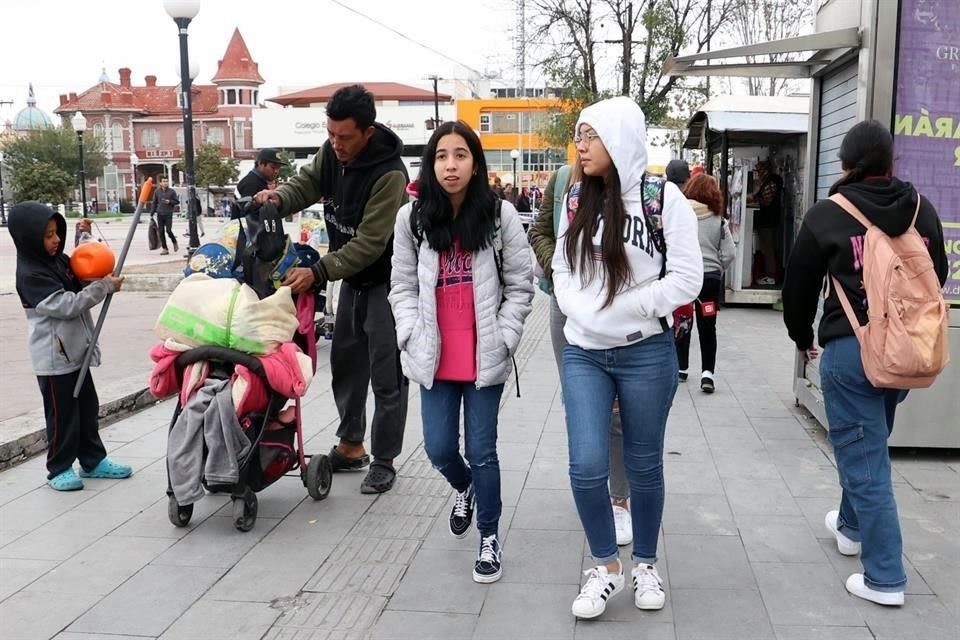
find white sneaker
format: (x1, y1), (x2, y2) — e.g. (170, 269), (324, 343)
(572, 564), (624, 619)
(845, 573), (904, 606)
(632, 564), (666, 610)
(825, 510), (860, 556)
(613, 505), (633, 546)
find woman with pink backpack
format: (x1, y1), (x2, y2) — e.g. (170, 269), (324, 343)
(783, 120), (948, 607)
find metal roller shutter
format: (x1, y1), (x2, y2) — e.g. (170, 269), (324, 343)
(815, 63), (859, 201)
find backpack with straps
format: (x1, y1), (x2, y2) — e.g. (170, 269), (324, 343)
(566, 175), (689, 337)
(828, 192), (949, 389)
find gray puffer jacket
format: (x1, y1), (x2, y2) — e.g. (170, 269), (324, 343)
(389, 200), (534, 389)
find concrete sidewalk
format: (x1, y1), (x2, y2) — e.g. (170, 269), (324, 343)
(0, 297), (957, 639)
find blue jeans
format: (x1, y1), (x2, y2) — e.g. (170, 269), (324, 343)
(820, 336), (908, 593)
(563, 331), (679, 564)
(421, 382), (504, 537)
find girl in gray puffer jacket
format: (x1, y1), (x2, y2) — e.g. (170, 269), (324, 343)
(9, 202), (133, 491)
(390, 121), (533, 585)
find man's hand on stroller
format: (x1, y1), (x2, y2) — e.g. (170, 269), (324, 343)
(284, 267), (317, 294)
(254, 190), (281, 206)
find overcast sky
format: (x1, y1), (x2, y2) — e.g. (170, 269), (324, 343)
(1, 0), (557, 119)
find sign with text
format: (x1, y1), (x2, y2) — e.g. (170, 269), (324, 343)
(894, 0), (960, 305)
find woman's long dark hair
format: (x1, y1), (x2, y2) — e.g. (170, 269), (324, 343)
(412, 120), (496, 252)
(563, 167), (631, 309)
(829, 120), (894, 195)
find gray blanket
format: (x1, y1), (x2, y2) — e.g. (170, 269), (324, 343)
(167, 378), (251, 505)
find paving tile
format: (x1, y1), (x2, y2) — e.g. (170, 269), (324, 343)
(388, 548), (488, 614)
(498, 443), (537, 472)
(366, 493), (447, 518)
(723, 476), (802, 518)
(750, 417), (814, 441)
(68, 565), (226, 637)
(661, 494), (738, 536)
(736, 515), (830, 564)
(574, 620), (676, 640)
(0, 487), (95, 532)
(500, 469), (527, 507)
(472, 582), (575, 640)
(159, 599), (280, 639)
(664, 459), (724, 495)
(497, 529), (584, 585)
(511, 489), (581, 531)
(0, 557), (58, 601)
(672, 588), (775, 640)
(26, 535), (173, 595)
(350, 514), (434, 539)
(774, 625), (875, 640)
(664, 535), (756, 590)
(0, 528), (102, 562)
(261, 496), (370, 546)
(370, 610), (477, 640)
(858, 594), (958, 639)
(752, 563), (864, 626)
(525, 456), (570, 490)
(271, 592), (386, 632)
(110, 495), (230, 538)
(207, 543), (334, 603)
(662, 436), (713, 463)
(54, 633), (155, 640)
(0, 589), (101, 640)
(703, 427), (764, 452)
(152, 515), (279, 568)
(777, 466), (842, 499)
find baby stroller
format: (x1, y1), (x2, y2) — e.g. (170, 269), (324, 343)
(164, 199), (332, 532)
(165, 346), (332, 532)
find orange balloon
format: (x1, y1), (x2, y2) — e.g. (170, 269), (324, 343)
(70, 242), (116, 280)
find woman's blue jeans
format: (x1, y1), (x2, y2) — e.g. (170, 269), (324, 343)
(820, 336), (908, 593)
(420, 382), (504, 538)
(562, 331), (679, 564)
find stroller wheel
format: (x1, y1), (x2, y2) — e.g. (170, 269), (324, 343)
(167, 496), (193, 528)
(306, 454), (333, 501)
(232, 488), (258, 532)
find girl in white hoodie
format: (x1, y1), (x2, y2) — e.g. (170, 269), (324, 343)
(552, 97), (702, 619)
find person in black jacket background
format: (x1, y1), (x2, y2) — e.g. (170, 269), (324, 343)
(782, 120), (947, 607)
(237, 148), (286, 199)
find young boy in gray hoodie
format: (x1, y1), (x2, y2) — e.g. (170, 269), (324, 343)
(9, 202), (133, 491)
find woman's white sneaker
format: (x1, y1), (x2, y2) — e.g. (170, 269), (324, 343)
(825, 510), (860, 556)
(572, 564), (624, 619)
(632, 564), (666, 610)
(845, 573), (904, 606)
(613, 505), (633, 546)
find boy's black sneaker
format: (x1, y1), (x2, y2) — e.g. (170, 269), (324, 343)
(449, 484), (475, 538)
(473, 534), (503, 584)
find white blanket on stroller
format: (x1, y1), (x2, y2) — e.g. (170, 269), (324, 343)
(168, 378), (251, 505)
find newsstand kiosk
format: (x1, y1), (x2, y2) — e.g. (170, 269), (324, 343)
(665, 0), (960, 447)
(683, 96), (809, 305)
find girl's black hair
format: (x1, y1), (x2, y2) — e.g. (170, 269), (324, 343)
(829, 120), (894, 195)
(563, 167), (632, 309)
(412, 120), (496, 252)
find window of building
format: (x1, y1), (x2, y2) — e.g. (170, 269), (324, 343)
(111, 123), (124, 150)
(253, 90), (259, 104)
(227, 89), (237, 105)
(141, 127), (159, 148)
(206, 127), (224, 146)
(479, 113), (492, 133)
(92, 123), (104, 140)
(176, 128), (184, 148)
(233, 122), (244, 149)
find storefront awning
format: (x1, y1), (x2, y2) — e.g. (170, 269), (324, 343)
(683, 96), (810, 149)
(663, 28), (861, 79)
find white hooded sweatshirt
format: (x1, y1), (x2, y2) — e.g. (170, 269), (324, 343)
(551, 97), (703, 350)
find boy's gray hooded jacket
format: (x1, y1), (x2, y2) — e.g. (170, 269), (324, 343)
(9, 202), (116, 376)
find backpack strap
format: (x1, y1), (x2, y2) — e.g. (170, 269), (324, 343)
(829, 194), (873, 229)
(493, 198), (505, 288)
(639, 175), (670, 332)
(552, 165), (572, 236)
(909, 190), (922, 227)
(830, 275), (865, 333)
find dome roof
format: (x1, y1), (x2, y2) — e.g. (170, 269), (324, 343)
(13, 84), (53, 131)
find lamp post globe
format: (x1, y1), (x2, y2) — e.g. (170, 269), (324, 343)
(165, 0), (202, 257)
(72, 112), (88, 217)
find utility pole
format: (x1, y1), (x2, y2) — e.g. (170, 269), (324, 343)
(515, 0), (526, 97)
(603, 2), (640, 96)
(0, 98), (13, 225)
(705, 0), (712, 99)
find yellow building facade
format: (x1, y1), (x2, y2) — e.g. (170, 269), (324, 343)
(456, 98), (576, 188)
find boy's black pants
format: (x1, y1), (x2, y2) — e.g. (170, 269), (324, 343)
(38, 370), (106, 479)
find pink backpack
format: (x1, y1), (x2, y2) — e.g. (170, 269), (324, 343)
(828, 193), (949, 389)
